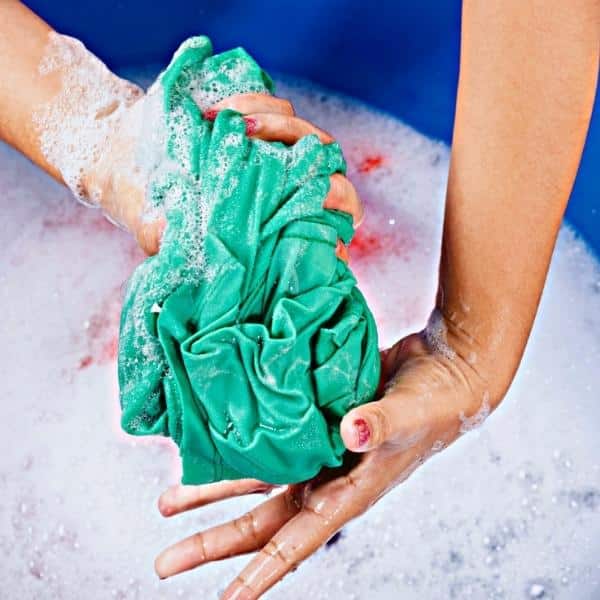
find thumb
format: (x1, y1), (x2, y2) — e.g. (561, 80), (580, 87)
(340, 333), (470, 452)
(340, 400), (392, 452)
(341, 334), (431, 452)
(340, 389), (427, 452)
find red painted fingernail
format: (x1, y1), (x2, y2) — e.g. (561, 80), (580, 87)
(203, 108), (218, 121)
(244, 117), (257, 135)
(353, 418), (371, 447)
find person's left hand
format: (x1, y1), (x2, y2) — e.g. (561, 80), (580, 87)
(153, 325), (494, 599)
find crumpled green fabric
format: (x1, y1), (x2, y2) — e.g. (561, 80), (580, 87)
(118, 36), (380, 485)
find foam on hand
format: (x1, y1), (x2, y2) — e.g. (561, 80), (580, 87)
(34, 32), (142, 206)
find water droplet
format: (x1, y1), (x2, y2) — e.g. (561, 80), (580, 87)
(528, 582), (547, 598)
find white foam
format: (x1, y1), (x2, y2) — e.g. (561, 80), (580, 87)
(459, 391), (492, 434)
(423, 308), (457, 360)
(1, 73), (599, 599)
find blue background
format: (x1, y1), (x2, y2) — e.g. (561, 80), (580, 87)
(25, 0), (599, 254)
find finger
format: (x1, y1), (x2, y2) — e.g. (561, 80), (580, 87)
(155, 486), (304, 578)
(220, 484), (357, 600)
(134, 216), (165, 256)
(324, 173), (364, 226)
(341, 390), (434, 453)
(335, 239), (349, 263)
(243, 113), (334, 145)
(158, 479), (276, 517)
(204, 93), (295, 119)
(340, 335), (451, 453)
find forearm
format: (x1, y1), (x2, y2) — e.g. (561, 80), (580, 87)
(0, 0), (142, 201)
(0, 0), (60, 179)
(440, 0), (599, 403)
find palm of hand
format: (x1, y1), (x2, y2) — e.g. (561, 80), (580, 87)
(155, 333), (485, 599)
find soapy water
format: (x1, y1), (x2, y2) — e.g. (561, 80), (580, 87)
(1, 70), (599, 599)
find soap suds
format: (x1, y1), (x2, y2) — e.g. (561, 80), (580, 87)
(34, 32), (142, 204)
(423, 308), (456, 359)
(459, 391), (491, 434)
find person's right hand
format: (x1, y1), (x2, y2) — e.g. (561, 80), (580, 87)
(84, 92), (362, 257)
(152, 322), (496, 599)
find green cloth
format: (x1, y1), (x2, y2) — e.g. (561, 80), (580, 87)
(118, 36), (380, 485)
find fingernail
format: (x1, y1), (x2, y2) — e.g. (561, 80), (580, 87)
(244, 117), (257, 136)
(203, 109), (218, 121)
(353, 418), (370, 448)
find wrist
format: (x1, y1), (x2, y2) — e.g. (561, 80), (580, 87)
(427, 303), (523, 417)
(34, 31), (143, 206)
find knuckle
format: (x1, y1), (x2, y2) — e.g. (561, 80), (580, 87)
(303, 501), (334, 531)
(284, 114), (299, 134)
(212, 96), (236, 111)
(368, 404), (392, 445)
(344, 472), (359, 491)
(262, 539), (296, 568)
(277, 98), (295, 115)
(233, 512), (260, 543)
(191, 531), (208, 561)
(231, 574), (257, 599)
(283, 487), (303, 514)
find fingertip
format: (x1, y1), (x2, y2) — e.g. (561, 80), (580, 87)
(157, 484), (180, 517)
(340, 410), (372, 452)
(157, 493), (173, 517)
(335, 239), (350, 263)
(277, 97), (295, 116)
(154, 552), (170, 580)
(320, 131), (334, 144)
(324, 174), (363, 227)
(136, 217), (166, 256)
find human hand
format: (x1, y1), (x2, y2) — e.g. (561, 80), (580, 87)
(84, 92), (362, 257)
(153, 320), (494, 598)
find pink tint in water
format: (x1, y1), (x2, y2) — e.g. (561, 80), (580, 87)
(77, 285), (121, 370)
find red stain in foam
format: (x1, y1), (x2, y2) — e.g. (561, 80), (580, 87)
(77, 284), (122, 370)
(357, 154), (385, 174)
(350, 220), (417, 262)
(78, 355), (94, 369)
(101, 336), (119, 363)
(350, 230), (384, 256)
